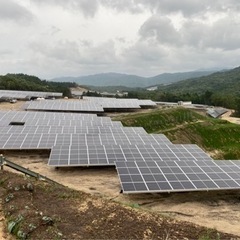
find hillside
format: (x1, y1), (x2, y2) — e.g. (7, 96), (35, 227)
(0, 73), (77, 97)
(162, 66), (240, 95)
(0, 170), (237, 239)
(52, 70), (215, 88)
(113, 108), (240, 160)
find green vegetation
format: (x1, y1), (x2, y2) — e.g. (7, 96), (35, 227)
(114, 108), (204, 132)
(0, 73), (77, 97)
(198, 230), (220, 240)
(162, 67), (240, 96)
(125, 66), (240, 115)
(113, 108), (240, 159)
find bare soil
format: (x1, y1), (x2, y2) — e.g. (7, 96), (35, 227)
(221, 110), (240, 125)
(1, 152), (240, 239)
(1, 101), (240, 238)
(0, 168), (239, 239)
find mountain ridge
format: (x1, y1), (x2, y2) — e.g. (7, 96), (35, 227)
(51, 70), (216, 88)
(162, 66), (240, 95)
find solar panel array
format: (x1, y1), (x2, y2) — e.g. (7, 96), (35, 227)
(83, 96), (157, 107)
(0, 90), (62, 100)
(0, 109), (240, 194)
(49, 144), (212, 167)
(25, 97), (156, 113)
(0, 110), (170, 151)
(116, 160), (240, 193)
(25, 100), (104, 113)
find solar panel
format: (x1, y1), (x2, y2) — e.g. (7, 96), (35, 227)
(137, 100), (157, 106)
(3, 134), (27, 149)
(0, 110), (99, 122)
(1, 109), (240, 195)
(115, 160), (240, 193)
(48, 144), (212, 167)
(82, 97), (157, 108)
(25, 100), (105, 112)
(0, 134), (12, 148)
(52, 133), (171, 147)
(24, 97), (157, 112)
(0, 125), (146, 135)
(207, 108), (228, 118)
(0, 90), (62, 100)
(0, 110), (122, 129)
(0, 133), (57, 150)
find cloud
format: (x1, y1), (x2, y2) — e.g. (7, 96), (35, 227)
(101, 0), (145, 14)
(180, 16), (240, 50)
(1, 0), (240, 78)
(139, 15), (181, 46)
(141, 0), (240, 16)
(100, 0), (210, 16)
(29, 39), (118, 66)
(30, 0), (99, 17)
(139, 13), (240, 51)
(143, 0), (207, 16)
(24, 0), (240, 19)
(123, 41), (167, 63)
(202, 18), (240, 50)
(0, 0), (34, 22)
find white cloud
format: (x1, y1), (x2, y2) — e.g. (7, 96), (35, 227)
(0, 0), (240, 78)
(139, 15), (181, 46)
(0, 0), (34, 22)
(30, 0), (99, 17)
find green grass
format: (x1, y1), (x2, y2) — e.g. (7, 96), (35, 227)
(198, 230), (220, 240)
(114, 108), (205, 133)
(114, 108), (240, 159)
(184, 121), (240, 159)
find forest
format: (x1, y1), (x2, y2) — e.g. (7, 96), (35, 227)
(0, 73), (77, 97)
(125, 67), (240, 117)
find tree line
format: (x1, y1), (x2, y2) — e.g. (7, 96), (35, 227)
(0, 73), (77, 97)
(125, 89), (240, 117)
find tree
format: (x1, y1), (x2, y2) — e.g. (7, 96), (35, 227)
(234, 97), (240, 117)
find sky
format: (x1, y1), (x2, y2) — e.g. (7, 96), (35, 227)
(0, 0), (240, 79)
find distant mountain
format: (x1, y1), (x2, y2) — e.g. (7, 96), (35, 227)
(52, 70), (215, 88)
(52, 73), (145, 88)
(162, 66), (240, 95)
(147, 71), (215, 86)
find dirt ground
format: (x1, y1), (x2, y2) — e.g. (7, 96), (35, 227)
(1, 170), (237, 239)
(1, 152), (240, 238)
(1, 101), (240, 238)
(221, 110), (240, 124)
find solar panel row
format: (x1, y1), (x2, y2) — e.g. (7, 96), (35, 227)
(48, 144), (212, 167)
(0, 133), (172, 150)
(0, 125), (146, 134)
(0, 110), (100, 122)
(116, 160), (240, 193)
(0, 110), (122, 127)
(25, 97), (156, 112)
(25, 100), (104, 112)
(83, 97), (156, 107)
(0, 90), (62, 100)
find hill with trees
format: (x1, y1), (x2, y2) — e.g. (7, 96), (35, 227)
(124, 66), (240, 115)
(161, 66), (240, 95)
(0, 73), (77, 97)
